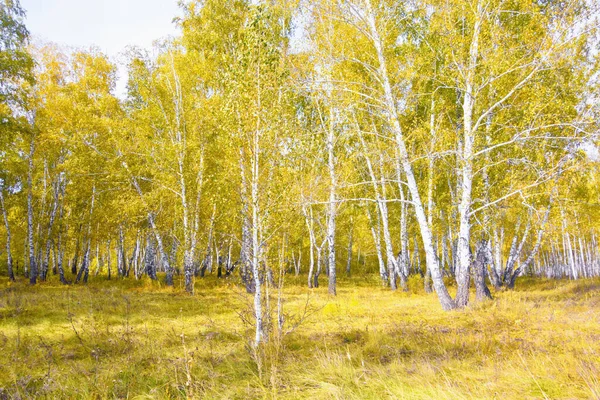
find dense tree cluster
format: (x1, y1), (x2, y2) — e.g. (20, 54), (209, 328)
(1, 0), (599, 342)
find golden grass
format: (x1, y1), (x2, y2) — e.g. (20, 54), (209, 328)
(0, 274), (598, 399)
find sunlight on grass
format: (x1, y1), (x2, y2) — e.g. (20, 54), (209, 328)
(0, 275), (599, 399)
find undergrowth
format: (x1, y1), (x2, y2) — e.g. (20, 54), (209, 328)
(0, 274), (598, 399)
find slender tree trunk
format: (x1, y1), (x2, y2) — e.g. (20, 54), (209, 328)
(22, 237), (27, 277)
(314, 239), (326, 288)
(399, 189), (410, 279)
(508, 205), (552, 288)
(251, 98), (263, 347)
(76, 243), (88, 283)
(365, 1), (454, 309)
(41, 176), (61, 281)
(294, 250), (301, 276)
(473, 240), (493, 301)
(178, 148), (192, 289)
(145, 235), (157, 280)
(184, 149), (205, 290)
(71, 227), (81, 275)
(424, 265), (433, 293)
(487, 227), (502, 289)
(326, 113), (337, 296)
(424, 99), (436, 294)
(217, 242), (223, 278)
(27, 140), (36, 284)
(56, 232), (67, 284)
(412, 235), (422, 277)
(75, 243), (89, 283)
(76, 186), (95, 283)
(0, 190), (14, 281)
(82, 244), (91, 283)
(346, 220), (353, 277)
(119, 227), (128, 277)
(239, 147), (253, 293)
(55, 183), (67, 284)
(150, 215), (173, 285)
(34, 159), (49, 280)
(358, 131), (399, 290)
(183, 247), (194, 291)
(455, 0), (483, 308)
(124, 167), (174, 286)
(129, 233), (140, 278)
(181, 236), (192, 286)
(200, 204), (216, 279)
(491, 227), (504, 288)
(106, 240), (112, 280)
(367, 207), (387, 284)
(94, 241), (101, 276)
(52, 243), (57, 275)
(503, 220), (530, 284)
(303, 205), (316, 288)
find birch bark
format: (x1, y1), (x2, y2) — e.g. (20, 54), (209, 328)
(364, 0), (455, 309)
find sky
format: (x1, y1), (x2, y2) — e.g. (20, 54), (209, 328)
(21, 0), (182, 96)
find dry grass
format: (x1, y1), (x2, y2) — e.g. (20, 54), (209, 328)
(0, 273), (599, 399)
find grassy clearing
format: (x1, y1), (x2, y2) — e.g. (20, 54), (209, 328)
(0, 274), (599, 399)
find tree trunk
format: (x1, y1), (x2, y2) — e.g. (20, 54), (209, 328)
(326, 99), (337, 296)
(0, 190), (14, 281)
(367, 207), (387, 284)
(424, 265), (433, 293)
(82, 244), (91, 283)
(424, 97), (436, 294)
(315, 240), (326, 289)
(365, 2), (455, 310)
(145, 235), (157, 280)
(473, 240), (493, 301)
(507, 206), (551, 288)
(57, 233), (67, 284)
(346, 222), (353, 277)
(503, 220), (530, 284)
(217, 242), (223, 278)
(239, 148), (254, 293)
(106, 240), (112, 280)
(55, 187), (68, 285)
(41, 176), (61, 281)
(27, 140), (36, 284)
(303, 205), (316, 289)
(94, 241), (102, 276)
(76, 187), (95, 284)
(71, 227), (81, 275)
(455, 0), (483, 308)
(251, 110), (263, 347)
(294, 250), (301, 276)
(358, 131), (400, 290)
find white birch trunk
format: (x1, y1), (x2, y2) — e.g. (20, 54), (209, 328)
(27, 140), (36, 284)
(0, 189), (14, 281)
(367, 206), (387, 284)
(455, 0), (483, 308)
(126, 168), (174, 285)
(358, 132), (398, 289)
(303, 205), (316, 288)
(364, 0), (455, 309)
(251, 113), (263, 347)
(326, 106), (337, 295)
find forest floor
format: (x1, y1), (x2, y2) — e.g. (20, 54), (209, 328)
(0, 274), (599, 399)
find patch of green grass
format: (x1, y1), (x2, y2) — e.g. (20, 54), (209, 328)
(0, 274), (599, 399)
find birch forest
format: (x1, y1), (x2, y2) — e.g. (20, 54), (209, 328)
(1, 0), (600, 398)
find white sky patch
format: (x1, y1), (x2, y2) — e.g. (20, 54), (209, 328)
(581, 140), (600, 162)
(21, 0), (181, 98)
(289, 1), (312, 55)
